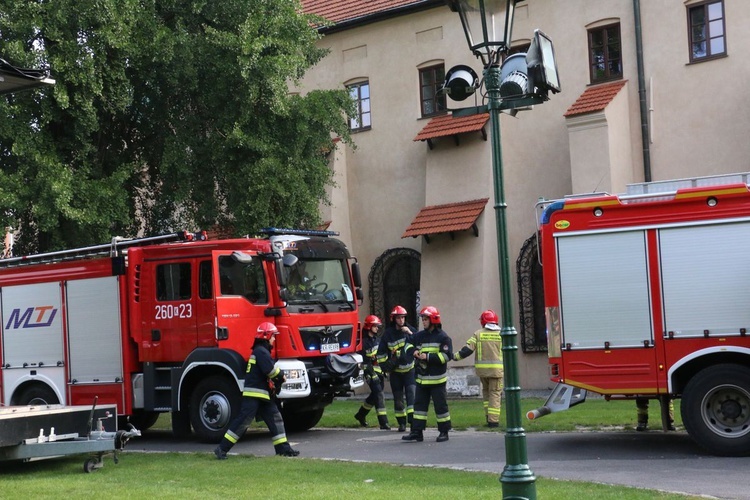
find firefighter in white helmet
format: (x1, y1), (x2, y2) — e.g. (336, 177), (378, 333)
(454, 310), (504, 428)
(214, 322), (299, 459)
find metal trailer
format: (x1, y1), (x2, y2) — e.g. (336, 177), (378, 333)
(0, 403), (140, 472)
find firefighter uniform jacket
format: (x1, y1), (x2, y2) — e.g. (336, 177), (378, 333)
(242, 344), (281, 400)
(377, 323), (417, 373)
(404, 327), (453, 385)
(361, 333), (383, 377)
(454, 324), (504, 378)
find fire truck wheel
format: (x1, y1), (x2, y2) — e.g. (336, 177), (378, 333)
(282, 408), (325, 433)
(681, 364), (750, 456)
(189, 376), (239, 443)
(17, 384), (59, 406)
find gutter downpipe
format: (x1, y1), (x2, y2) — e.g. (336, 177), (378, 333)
(633, 0), (652, 182)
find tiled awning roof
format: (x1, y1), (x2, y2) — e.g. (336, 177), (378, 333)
(414, 112), (490, 148)
(564, 80), (627, 117)
(402, 198), (489, 241)
(301, 0), (435, 25)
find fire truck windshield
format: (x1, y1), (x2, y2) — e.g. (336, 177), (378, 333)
(286, 258), (354, 306)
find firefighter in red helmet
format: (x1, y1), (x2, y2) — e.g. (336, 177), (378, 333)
(402, 306), (453, 443)
(454, 309), (504, 427)
(353, 315), (391, 429)
(377, 305), (418, 432)
(214, 322), (299, 459)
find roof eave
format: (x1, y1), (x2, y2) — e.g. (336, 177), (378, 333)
(315, 0), (445, 34)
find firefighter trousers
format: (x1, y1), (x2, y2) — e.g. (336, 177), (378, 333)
(362, 374), (388, 417)
(218, 396), (292, 454)
(390, 369), (416, 425)
(412, 382), (451, 433)
(481, 376), (503, 424)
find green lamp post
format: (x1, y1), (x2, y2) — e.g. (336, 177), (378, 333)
(444, 1), (560, 498)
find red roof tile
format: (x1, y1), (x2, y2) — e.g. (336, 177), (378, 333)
(302, 0), (427, 24)
(402, 198), (489, 238)
(413, 112), (490, 142)
(564, 80), (628, 117)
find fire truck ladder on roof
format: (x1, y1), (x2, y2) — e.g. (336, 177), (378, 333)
(625, 172), (750, 197)
(0, 231), (206, 269)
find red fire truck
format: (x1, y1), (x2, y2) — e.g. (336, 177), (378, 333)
(533, 172), (750, 456)
(0, 228), (364, 442)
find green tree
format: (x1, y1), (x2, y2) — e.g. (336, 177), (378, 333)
(0, 0), (351, 254)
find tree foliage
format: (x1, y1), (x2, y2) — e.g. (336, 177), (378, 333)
(0, 0), (352, 253)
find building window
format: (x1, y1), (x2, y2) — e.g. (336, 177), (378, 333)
(688, 1), (726, 62)
(347, 81), (371, 132)
(419, 64), (446, 118)
(588, 23), (622, 84)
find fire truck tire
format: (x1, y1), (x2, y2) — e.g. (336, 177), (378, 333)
(282, 408), (325, 433)
(16, 384), (59, 406)
(681, 364), (750, 456)
(189, 376), (239, 443)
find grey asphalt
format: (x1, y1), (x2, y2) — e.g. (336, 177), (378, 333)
(130, 426), (750, 499)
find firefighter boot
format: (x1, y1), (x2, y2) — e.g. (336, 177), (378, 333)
(354, 407), (370, 427)
(636, 418), (648, 432)
(401, 430), (423, 442)
(378, 414), (391, 430)
(396, 417), (407, 433)
(275, 443), (300, 457)
(436, 431), (449, 443)
(214, 446), (227, 460)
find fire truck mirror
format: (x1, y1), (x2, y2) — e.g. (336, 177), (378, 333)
(351, 262), (362, 288)
(231, 251), (254, 264)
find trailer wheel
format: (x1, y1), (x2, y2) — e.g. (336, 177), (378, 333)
(681, 364), (750, 456)
(83, 458), (99, 473)
(17, 385), (59, 406)
(282, 408), (325, 433)
(189, 376), (239, 443)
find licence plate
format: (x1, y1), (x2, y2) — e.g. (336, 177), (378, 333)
(321, 342), (340, 353)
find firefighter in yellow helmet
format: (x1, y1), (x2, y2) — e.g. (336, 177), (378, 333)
(214, 322), (299, 459)
(454, 310), (504, 427)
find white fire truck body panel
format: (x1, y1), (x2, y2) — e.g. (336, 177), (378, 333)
(557, 230), (652, 349)
(659, 221), (750, 338)
(2, 282), (64, 368)
(66, 276), (123, 384)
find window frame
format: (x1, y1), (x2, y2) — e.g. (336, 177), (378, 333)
(587, 23), (623, 84)
(156, 262), (192, 301)
(347, 81), (371, 132)
(687, 0), (726, 63)
(419, 64), (447, 118)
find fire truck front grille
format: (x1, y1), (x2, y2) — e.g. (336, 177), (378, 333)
(298, 325), (353, 352)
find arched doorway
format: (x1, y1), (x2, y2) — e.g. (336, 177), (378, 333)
(368, 248), (421, 327)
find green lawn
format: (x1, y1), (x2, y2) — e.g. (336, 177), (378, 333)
(1, 396), (697, 499)
(0, 451), (702, 499)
